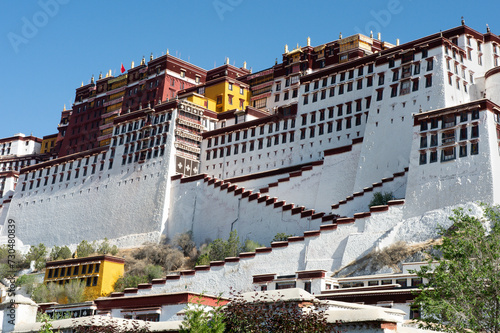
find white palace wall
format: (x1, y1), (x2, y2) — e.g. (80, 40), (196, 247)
(166, 175), (325, 246)
(4, 143), (176, 248)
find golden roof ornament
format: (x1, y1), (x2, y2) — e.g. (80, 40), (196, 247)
(99, 72), (102, 79)
(141, 56), (145, 66)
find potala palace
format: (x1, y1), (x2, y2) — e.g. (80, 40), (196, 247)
(1, 22), (499, 319)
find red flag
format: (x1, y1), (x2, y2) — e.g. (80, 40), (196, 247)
(120, 63), (126, 73)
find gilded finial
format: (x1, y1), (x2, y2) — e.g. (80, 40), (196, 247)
(243, 61), (247, 69)
(141, 56), (145, 66)
(285, 44), (289, 53)
(131, 61), (134, 69)
(167, 49), (169, 55)
(81, 81), (84, 87)
(63, 104), (66, 111)
(225, 57), (229, 65)
(307, 36), (311, 47)
(150, 52), (153, 61)
(370, 31), (373, 38)
(91, 74), (94, 84)
(99, 72), (102, 80)
(296, 43), (299, 49)
(275, 58), (278, 65)
(339, 32), (342, 39)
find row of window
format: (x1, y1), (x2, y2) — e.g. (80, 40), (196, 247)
(121, 146), (165, 165)
(420, 111), (480, 131)
(420, 125), (479, 148)
(303, 63), (376, 93)
(47, 263), (100, 279)
(419, 143), (479, 165)
(47, 276), (98, 287)
(205, 116), (364, 161)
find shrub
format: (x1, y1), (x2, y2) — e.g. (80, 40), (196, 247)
(113, 264), (165, 292)
(222, 289), (331, 333)
(174, 232), (196, 257)
(241, 239), (263, 252)
(368, 191), (394, 208)
(196, 231), (242, 266)
(272, 233), (293, 242)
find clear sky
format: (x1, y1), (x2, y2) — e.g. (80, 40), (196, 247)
(1, 0), (499, 139)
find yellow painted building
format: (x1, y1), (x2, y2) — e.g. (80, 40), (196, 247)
(40, 134), (58, 154)
(43, 255), (125, 301)
(186, 79), (251, 113)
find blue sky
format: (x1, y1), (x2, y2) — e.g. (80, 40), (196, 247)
(1, 0), (499, 139)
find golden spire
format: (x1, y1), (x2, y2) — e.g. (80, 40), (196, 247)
(339, 32), (342, 39)
(91, 74), (94, 84)
(285, 44), (289, 53)
(99, 72), (102, 79)
(150, 52), (153, 61)
(131, 61), (135, 69)
(63, 104), (66, 111)
(243, 61), (247, 69)
(141, 56), (145, 66)
(167, 49), (169, 55)
(81, 81), (84, 87)
(307, 36), (311, 47)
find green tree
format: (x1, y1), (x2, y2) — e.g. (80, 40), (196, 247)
(25, 243), (48, 270)
(49, 245), (72, 261)
(368, 191), (394, 207)
(76, 240), (96, 258)
(414, 204), (500, 333)
(97, 238), (118, 255)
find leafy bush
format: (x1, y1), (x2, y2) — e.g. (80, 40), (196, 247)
(49, 245), (72, 261)
(113, 264), (165, 292)
(241, 239), (263, 252)
(368, 191), (394, 207)
(272, 233), (293, 242)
